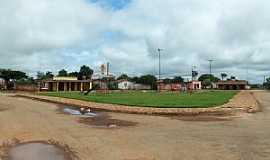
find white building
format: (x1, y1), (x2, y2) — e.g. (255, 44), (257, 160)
(118, 80), (135, 90)
(117, 80), (152, 90)
(187, 80), (202, 90)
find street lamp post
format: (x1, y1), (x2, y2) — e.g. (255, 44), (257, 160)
(208, 59), (214, 75)
(157, 48), (163, 80)
(192, 65), (197, 80)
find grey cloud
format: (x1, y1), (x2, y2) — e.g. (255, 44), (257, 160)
(0, 0), (270, 83)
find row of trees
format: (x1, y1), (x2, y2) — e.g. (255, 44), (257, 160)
(198, 73), (239, 88)
(116, 74), (157, 89)
(3, 67), (267, 90)
(116, 73), (237, 89)
(116, 73), (229, 89)
(117, 74), (184, 84)
(37, 65), (94, 80)
(0, 69), (29, 89)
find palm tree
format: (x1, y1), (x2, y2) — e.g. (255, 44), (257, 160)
(221, 73), (227, 80)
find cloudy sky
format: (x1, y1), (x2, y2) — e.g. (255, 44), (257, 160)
(0, 0), (270, 83)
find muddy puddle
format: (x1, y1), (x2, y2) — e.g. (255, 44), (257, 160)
(60, 106), (137, 128)
(62, 107), (98, 117)
(0, 139), (77, 160)
(7, 142), (72, 160)
(78, 113), (138, 128)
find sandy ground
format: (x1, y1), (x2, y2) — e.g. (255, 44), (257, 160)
(0, 91), (270, 160)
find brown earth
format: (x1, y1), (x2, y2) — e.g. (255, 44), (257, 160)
(0, 91), (270, 160)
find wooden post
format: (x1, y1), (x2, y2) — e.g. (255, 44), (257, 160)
(56, 82), (59, 92)
(69, 82), (71, 91)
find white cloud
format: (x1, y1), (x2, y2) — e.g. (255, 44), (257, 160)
(0, 0), (270, 83)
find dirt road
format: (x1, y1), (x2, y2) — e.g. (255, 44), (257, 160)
(0, 91), (270, 160)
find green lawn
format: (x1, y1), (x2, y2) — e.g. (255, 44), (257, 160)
(39, 90), (237, 108)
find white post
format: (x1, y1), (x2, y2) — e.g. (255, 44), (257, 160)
(80, 82), (83, 92)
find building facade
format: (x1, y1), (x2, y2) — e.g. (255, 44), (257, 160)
(118, 80), (135, 90)
(41, 77), (92, 92)
(187, 80), (202, 90)
(117, 80), (151, 90)
(216, 80), (248, 90)
(157, 82), (182, 91)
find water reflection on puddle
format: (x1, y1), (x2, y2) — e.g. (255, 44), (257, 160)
(62, 106), (137, 128)
(63, 107), (98, 117)
(8, 143), (71, 160)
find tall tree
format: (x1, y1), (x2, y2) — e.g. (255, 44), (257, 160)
(198, 74), (220, 82)
(202, 79), (212, 89)
(37, 71), (54, 80)
(138, 74), (157, 89)
(117, 74), (130, 80)
(172, 76), (184, 83)
(230, 76), (236, 80)
(0, 69), (27, 81)
(198, 74), (220, 89)
(37, 72), (45, 80)
(78, 65), (93, 80)
(162, 76), (184, 84)
(221, 73), (227, 80)
(68, 71), (79, 77)
(163, 78), (172, 84)
(45, 72), (54, 79)
(131, 76), (139, 83)
(58, 69), (68, 77)
(0, 69), (27, 89)
(16, 77), (36, 85)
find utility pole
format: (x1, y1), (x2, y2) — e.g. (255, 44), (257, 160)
(192, 65), (196, 80)
(246, 68), (249, 82)
(208, 60), (214, 75)
(157, 48), (163, 80)
(106, 62), (109, 76)
(106, 62), (110, 93)
(263, 75), (266, 89)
